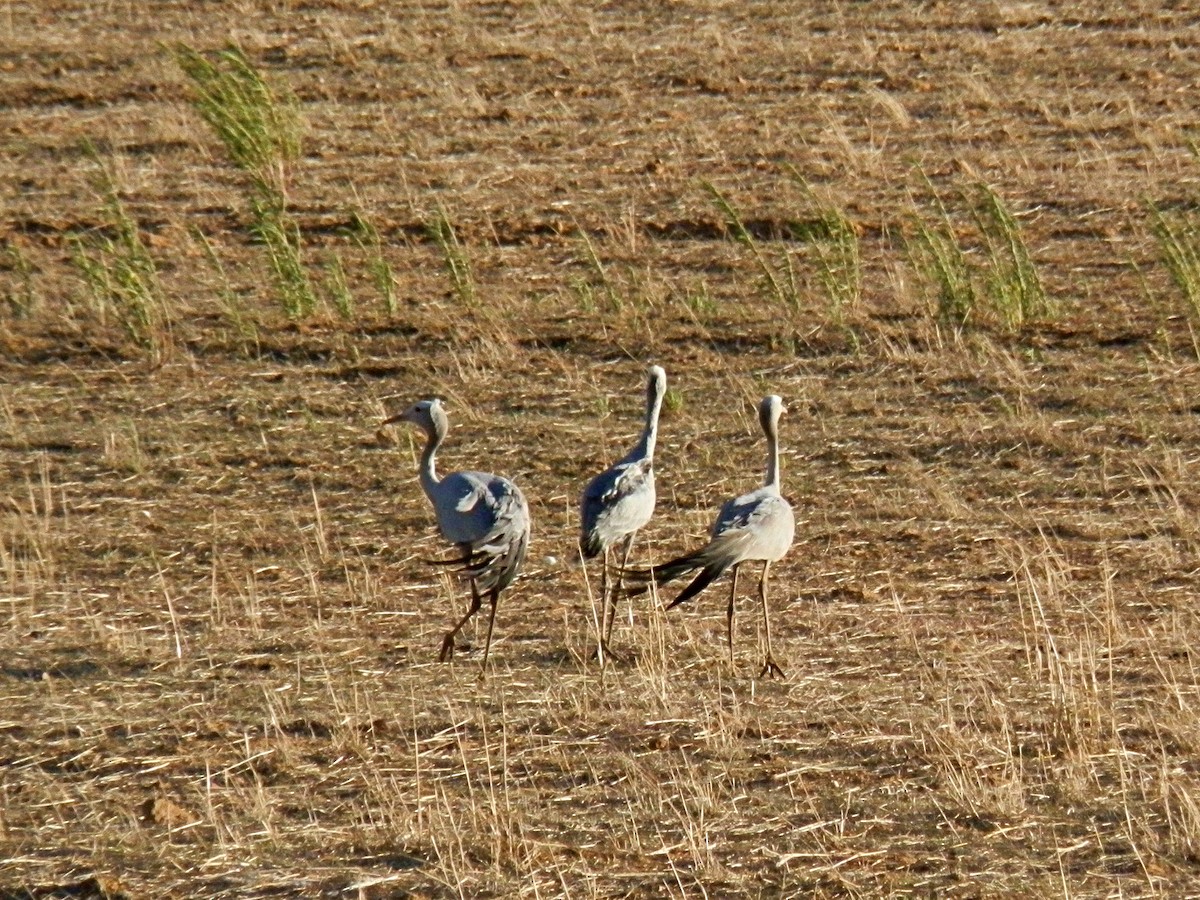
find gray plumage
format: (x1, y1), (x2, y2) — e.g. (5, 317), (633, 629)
(384, 398), (530, 668)
(579, 365), (666, 658)
(628, 395), (794, 677)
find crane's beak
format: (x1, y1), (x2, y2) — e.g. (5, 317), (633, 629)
(377, 412), (407, 444)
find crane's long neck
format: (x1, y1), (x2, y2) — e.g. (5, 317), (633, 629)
(631, 379), (665, 461)
(418, 425), (444, 499)
(763, 416), (781, 491)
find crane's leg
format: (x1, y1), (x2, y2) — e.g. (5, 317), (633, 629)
(479, 587), (501, 672)
(599, 545), (611, 645)
(441, 579), (483, 662)
(726, 564), (740, 666)
(601, 533), (636, 657)
(591, 547), (618, 664)
(757, 561), (785, 679)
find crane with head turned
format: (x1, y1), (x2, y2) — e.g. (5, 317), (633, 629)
(383, 398), (530, 670)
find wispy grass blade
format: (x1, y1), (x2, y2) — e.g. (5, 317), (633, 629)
(703, 180), (799, 310)
(427, 206), (475, 307)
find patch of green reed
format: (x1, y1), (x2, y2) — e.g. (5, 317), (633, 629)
(426, 206), (475, 307)
(971, 183), (1049, 329)
(172, 43), (299, 198)
(906, 206), (977, 328)
(907, 176), (1048, 331)
(70, 150), (169, 352)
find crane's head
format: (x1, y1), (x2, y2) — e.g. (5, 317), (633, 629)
(382, 398), (449, 437)
(647, 365), (667, 400)
(759, 394), (786, 433)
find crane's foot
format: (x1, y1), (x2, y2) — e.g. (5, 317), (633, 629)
(439, 634), (457, 662)
(591, 641), (625, 665)
(758, 657), (786, 679)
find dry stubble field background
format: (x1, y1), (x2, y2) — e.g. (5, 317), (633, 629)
(4, 1), (1200, 897)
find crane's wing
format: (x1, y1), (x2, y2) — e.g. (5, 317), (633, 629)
(713, 488), (792, 539)
(439, 473), (530, 594)
(579, 457), (654, 557)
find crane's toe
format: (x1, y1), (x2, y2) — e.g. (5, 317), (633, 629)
(758, 657), (786, 679)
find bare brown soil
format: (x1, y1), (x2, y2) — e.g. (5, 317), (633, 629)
(4, 2), (1200, 897)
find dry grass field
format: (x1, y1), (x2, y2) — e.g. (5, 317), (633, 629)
(4, 1), (1200, 897)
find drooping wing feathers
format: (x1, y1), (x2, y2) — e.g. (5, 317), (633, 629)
(666, 562), (727, 609)
(623, 491), (794, 604)
(463, 513), (530, 593)
(431, 471), (530, 593)
(579, 456), (655, 558)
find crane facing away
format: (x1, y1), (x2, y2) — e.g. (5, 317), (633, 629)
(626, 395), (794, 677)
(579, 365), (667, 661)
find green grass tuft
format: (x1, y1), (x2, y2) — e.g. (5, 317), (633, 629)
(322, 252), (355, 320)
(972, 183), (1049, 329)
(249, 193), (318, 318)
(907, 176), (1048, 331)
(70, 149), (170, 353)
(172, 43), (300, 198)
